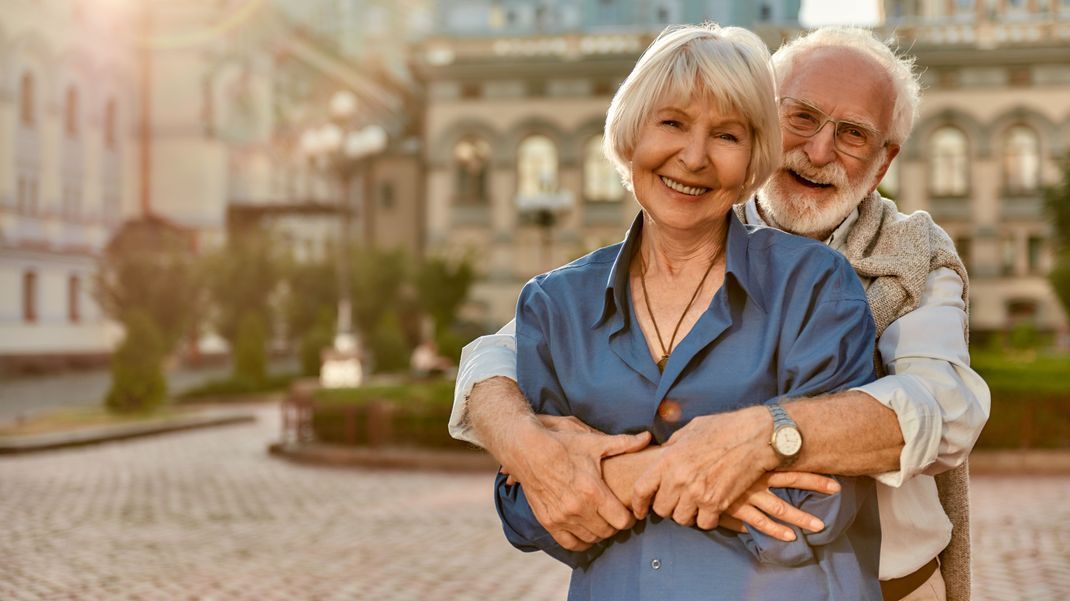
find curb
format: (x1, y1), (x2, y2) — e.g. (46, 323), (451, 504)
(0, 410), (257, 455)
(268, 441), (498, 472)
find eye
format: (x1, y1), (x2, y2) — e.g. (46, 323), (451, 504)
(716, 133), (740, 143)
(838, 124), (870, 145)
(660, 119), (682, 129)
(788, 109), (820, 127)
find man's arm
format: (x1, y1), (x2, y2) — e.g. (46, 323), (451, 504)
(785, 269), (989, 479)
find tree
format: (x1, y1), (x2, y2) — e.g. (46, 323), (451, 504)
(200, 226), (285, 381)
(105, 310), (167, 413)
(1046, 156), (1070, 319)
(94, 216), (200, 355)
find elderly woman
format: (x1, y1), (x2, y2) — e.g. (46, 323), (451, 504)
(495, 23), (881, 601)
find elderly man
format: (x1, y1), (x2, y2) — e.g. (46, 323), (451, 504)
(449, 27), (989, 601)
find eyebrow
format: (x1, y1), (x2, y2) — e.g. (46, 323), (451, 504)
(654, 107), (749, 129)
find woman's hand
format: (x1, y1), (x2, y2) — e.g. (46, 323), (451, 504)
(631, 407), (778, 529)
(718, 471), (841, 541)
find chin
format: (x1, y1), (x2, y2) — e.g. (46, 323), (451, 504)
(758, 175), (858, 238)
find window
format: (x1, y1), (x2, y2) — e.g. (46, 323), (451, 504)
(104, 99), (117, 149)
(955, 236), (972, 272)
(1027, 236), (1044, 274)
(453, 137), (490, 204)
(517, 135), (558, 198)
(380, 182), (395, 211)
(66, 86), (79, 137)
(23, 271), (37, 323)
(583, 135), (624, 202)
(20, 72), (35, 126)
(68, 275), (80, 323)
(1003, 125), (1040, 195)
(929, 126), (969, 196)
(1001, 235), (1017, 276)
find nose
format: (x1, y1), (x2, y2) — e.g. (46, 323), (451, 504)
(677, 129), (711, 172)
(803, 122), (837, 167)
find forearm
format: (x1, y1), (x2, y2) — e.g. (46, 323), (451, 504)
(467, 376), (543, 471)
(784, 390), (903, 476)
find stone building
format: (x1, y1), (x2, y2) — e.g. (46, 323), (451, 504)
(420, 0), (802, 326)
(0, 0), (135, 370)
(421, 0), (1070, 337)
(878, 0), (1070, 336)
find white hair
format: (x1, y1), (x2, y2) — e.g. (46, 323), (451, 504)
(603, 23), (781, 200)
(772, 27), (921, 145)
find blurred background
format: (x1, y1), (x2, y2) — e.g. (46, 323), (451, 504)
(0, 1), (1068, 600)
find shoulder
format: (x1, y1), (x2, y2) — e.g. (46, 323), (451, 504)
(527, 242), (622, 293)
(519, 242), (622, 313)
(739, 226), (865, 307)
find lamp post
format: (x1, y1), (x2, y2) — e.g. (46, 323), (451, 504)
(300, 90), (387, 388)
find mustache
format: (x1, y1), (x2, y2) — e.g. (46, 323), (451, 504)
(781, 150), (849, 188)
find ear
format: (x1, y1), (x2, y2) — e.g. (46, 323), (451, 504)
(867, 144), (900, 195)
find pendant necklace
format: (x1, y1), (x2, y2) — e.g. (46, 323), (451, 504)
(639, 243), (722, 373)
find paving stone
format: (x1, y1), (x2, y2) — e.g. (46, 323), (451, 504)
(0, 404), (1066, 600)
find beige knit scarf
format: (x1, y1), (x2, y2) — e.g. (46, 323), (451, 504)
(739, 193), (973, 601)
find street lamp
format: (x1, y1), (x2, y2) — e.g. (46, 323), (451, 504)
(300, 90), (387, 388)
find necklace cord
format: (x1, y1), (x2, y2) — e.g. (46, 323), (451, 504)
(639, 240), (722, 370)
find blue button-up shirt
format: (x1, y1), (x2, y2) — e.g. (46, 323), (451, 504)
(496, 212), (882, 601)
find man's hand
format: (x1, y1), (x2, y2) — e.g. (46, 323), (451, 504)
(505, 421), (651, 551)
(631, 406), (778, 530)
(719, 471), (841, 541)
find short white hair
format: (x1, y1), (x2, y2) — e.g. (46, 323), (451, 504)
(603, 23), (781, 200)
(772, 27), (921, 145)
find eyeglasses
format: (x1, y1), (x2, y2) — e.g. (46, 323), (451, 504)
(779, 97), (887, 161)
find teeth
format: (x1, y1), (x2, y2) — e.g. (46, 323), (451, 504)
(661, 176), (709, 196)
(794, 171), (828, 186)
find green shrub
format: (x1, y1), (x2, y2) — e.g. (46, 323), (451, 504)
(310, 379), (470, 449)
(106, 311), (168, 414)
(179, 372), (297, 401)
(371, 311), (410, 373)
(972, 351), (1070, 448)
(233, 313), (268, 384)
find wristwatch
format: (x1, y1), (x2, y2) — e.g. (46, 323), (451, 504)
(765, 398), (802, 468)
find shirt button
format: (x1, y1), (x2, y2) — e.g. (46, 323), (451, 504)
(651, 558), (661, 570)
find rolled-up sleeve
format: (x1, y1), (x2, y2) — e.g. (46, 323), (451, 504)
(448, 320), (518, 446)
(854, 268), (991, 487)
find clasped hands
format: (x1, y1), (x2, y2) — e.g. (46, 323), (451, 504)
(501, 411), (839, 552)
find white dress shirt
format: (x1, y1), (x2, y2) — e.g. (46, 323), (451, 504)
(449, 199), (991, 580)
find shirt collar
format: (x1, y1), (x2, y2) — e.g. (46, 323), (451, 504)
(593, 209), (759, 329)
(744, 196), (858, 252)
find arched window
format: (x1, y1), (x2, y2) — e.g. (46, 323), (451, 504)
(453, 136), (490, 204)
(517, 135), (558, 198)
(20, 72), (35, 126)
(66, 86), (79, 137)
(583, 134), (624, 202)
(929, 126), (969, 197)
(23, 271), (37, 323)
(104, 98), (117, 149)
(1003, 125), (1040, 195)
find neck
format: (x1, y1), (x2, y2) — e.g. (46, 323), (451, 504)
(639, 213), (728, 278)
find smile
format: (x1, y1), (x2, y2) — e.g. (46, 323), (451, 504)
(660, 176), (710, 196)
(789, 170), (833, 189)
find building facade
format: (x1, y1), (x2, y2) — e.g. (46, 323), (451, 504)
(420, 0), (802, 326)
(0, 0), (136, 370)
(878, 0), (1070, 335)
(422, 0), (1070, 336)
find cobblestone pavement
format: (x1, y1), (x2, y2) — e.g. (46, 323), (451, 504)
(0, 404), (1066, 601)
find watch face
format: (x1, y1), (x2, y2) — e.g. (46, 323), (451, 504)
(774, 427), (802, 456)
